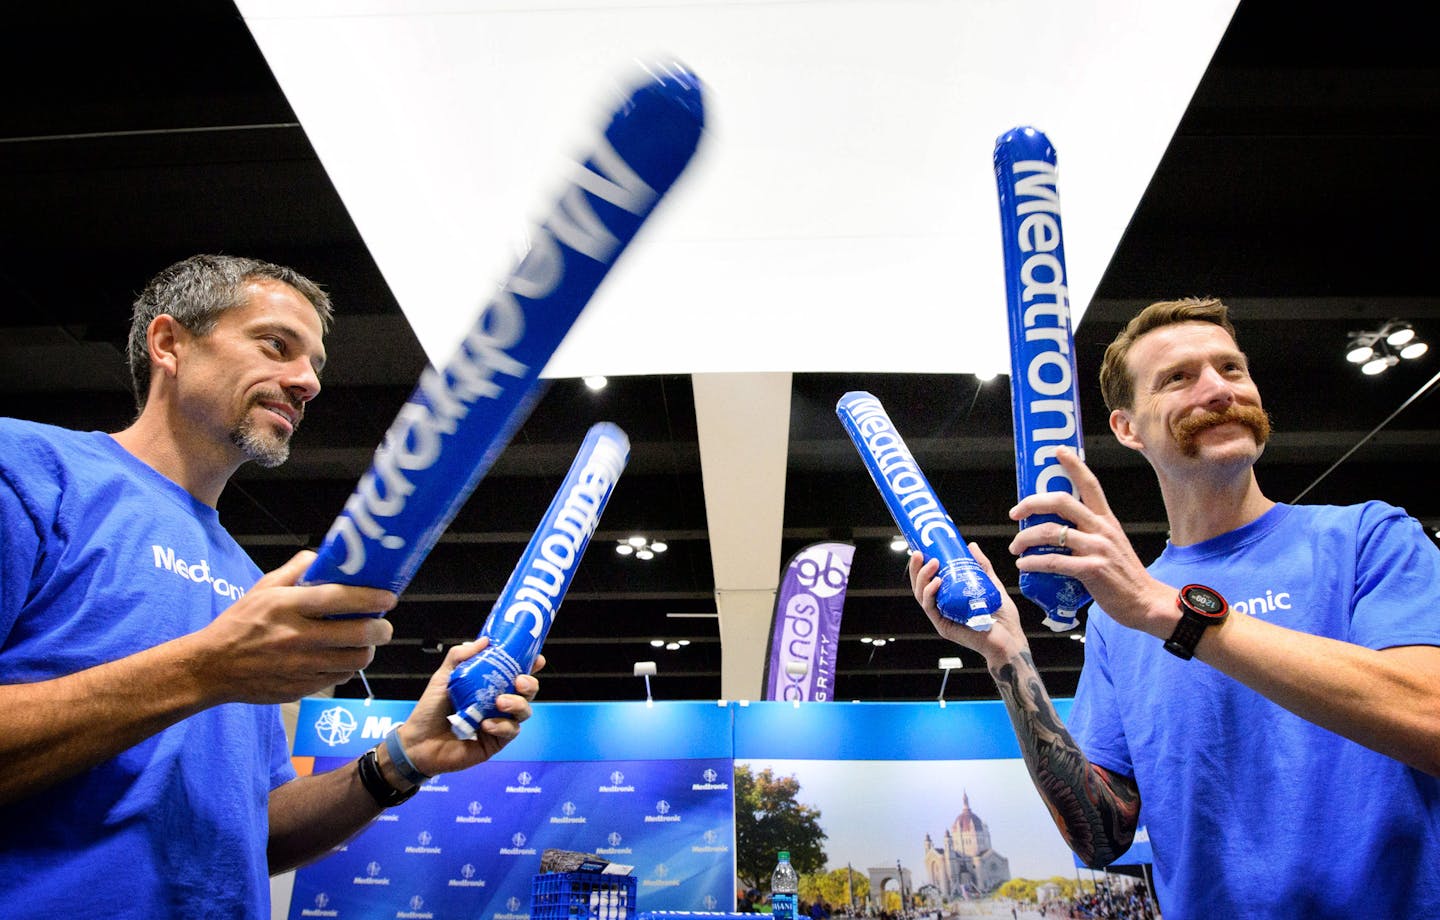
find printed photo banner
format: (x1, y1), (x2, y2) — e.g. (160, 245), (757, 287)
(284, 697), (1152, 920)
(763, 542), (855, 702)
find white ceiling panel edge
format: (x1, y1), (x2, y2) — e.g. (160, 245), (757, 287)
(237, 0), (1239, 377)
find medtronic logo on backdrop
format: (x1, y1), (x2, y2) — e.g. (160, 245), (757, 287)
(492, 895), (530, 920)
(299, 891), (338, 918)
(692, 768), (728, 791)
(600, 769), (634, 792)
(642, 863), (681, 889)
(457, 801), (493, 824)
(354, 860), (390, 886)
(645, 800), (680, 823)
(295, 698), (418, 757)
(500, 831), (537, 855)
(597, 831), (632, 856)
(405, 830), (441, 855)
(550, 800), (586, 824)
(692, 828), (729, 854)
(314, 706), (358, 746)
(506, 771), (542, 793)
(397, 894), (433, 919)
(448, 863), (486, 888)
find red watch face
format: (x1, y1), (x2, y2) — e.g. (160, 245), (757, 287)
(1181, 584), (1227, 618)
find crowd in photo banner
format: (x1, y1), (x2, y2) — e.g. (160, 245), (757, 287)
(1052, 880), (1157, 920)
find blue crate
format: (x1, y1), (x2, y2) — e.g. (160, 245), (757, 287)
(532, 871), (637, 920)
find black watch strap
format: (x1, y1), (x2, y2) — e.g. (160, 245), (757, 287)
(1163, 615), (1208, 661)
(357, 747), (420, 807)
(1163, 583), (1229, 661)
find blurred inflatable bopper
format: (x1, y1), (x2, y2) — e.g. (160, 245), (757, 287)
(298, 65), (705, 602)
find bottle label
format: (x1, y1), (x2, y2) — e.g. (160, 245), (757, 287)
(772, 892), (796, 920)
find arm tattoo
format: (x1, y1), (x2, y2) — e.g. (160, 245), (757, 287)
(991, 650), (1141, 867)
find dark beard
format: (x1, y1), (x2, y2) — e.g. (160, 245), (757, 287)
(1172, 404), (1272, 457)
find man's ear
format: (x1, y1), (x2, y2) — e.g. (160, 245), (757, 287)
(1110, 407), (1145, 452)
(147, 314), (185, 382)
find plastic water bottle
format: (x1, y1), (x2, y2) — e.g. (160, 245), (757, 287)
(771, 851), (798, 920)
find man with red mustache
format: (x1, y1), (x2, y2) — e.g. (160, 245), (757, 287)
(910, 298), (1440, 918)
(0, 255), (541, 917)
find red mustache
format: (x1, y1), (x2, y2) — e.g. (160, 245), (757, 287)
(1172, 404), (1271, 456)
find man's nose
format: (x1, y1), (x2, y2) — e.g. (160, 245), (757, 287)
(283, 360), (321, 404)
(1193, 365), (1235, 409)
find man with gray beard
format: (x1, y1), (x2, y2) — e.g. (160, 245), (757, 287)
(0, 254), (541, 917)
(909, 298), (1440, 918)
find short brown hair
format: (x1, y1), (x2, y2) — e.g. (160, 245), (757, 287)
(1099, 297), (1238, 411)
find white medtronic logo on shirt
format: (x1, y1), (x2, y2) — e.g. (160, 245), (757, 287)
(151, 545), (247, 601)
(1231, 588), (1293, 617)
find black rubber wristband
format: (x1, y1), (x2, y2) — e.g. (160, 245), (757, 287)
(357, 747), (419, 807)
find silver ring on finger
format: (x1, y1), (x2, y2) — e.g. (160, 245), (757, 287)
(1056, 524), (1069, 550)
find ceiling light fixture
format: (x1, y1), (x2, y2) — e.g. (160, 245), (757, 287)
(616, 535), (668, 559)
(583, 375), (608, 391)
(1346, 320), (1429, 375)
(889, 535), (908, 553)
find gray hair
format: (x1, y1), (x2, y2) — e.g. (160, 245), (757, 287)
(127, 254), (333, 409)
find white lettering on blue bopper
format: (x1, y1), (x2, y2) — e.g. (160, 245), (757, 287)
(836, 391), (1001, 629)
(297, 67), (704, 604)
(994, 126), (1089, 632)
(446, 423), (630, 738)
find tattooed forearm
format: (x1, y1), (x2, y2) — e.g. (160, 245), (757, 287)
(991, 650), (1141, 867)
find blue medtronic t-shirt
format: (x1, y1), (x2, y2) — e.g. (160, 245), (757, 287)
(0, 419), (298, 917)
(1068, 502), (1440, 920)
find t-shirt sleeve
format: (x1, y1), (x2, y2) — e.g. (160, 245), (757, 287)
(267, 706), (299, 790)
(1066, 612), (1135, 778)
(1351, 503), (1440, 650)
(0, 464), (42, 644)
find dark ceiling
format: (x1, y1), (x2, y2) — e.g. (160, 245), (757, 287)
(4, 1), (1438, 707)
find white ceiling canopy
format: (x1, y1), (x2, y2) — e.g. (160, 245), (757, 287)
(237, 0), (1238, 378)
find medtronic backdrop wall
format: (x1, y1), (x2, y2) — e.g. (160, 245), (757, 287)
(284, 698), (1149, 920)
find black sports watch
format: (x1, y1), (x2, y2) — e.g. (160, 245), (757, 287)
(357, 746), (420, 807)
(1163, 584), (1229, 660)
